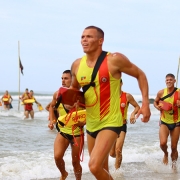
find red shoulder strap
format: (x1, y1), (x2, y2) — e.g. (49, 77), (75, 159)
(99, 56), (110, 120)
(173, 91), (178, 122)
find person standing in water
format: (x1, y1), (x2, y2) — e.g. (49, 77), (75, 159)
(154, 73), (180, 170)
(1, 90), (13, 110)
(49, 70), (85, 180)
(109, 79), (140, 169)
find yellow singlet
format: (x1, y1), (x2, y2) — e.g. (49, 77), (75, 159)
(161, 88), (180, 124)
(76, 53), (123, 132)
(57, 104), (83, 135)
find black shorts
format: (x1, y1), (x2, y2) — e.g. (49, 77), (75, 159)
(86, 126), (122, 139)
(160, 120), (180, 131)
(56, 122), (83, 144)
(121, 124), (127, 133)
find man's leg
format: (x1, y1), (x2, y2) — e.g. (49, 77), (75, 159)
(29, 110), (34, 119)
(87, 129), (118, 180)
(71, 136), (83, 180)
(114, 131), (126, 169)
(159, 124), (169, 164)
(170, 126), (180, 168)
(54, 133), (69, 180)
(109, 141), (116, 158)
(24, 110), (29, 119)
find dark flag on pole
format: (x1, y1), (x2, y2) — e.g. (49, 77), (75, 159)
(19, 57), (24, 75)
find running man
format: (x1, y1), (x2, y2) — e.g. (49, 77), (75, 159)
(49, 70), (85, 180)
(110, 79), (140, 169)
(69, 26), (151, 179)
(154, 73), (180, 170)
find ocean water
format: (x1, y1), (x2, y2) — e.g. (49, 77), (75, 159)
(0, 93), (180, 180)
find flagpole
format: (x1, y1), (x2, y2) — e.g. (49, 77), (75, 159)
(18, 41), (20, 111)
(176, 56), (180, 87)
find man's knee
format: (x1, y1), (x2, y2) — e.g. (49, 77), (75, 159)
(171, 145), (178, 152)
(160, 141), (167, 148)
(72, 158), (80, 168)
(54, 149), (64, 162)
(88, 159), (101, 175)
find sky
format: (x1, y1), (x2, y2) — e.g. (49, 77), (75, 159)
(0, 0), (180, 95)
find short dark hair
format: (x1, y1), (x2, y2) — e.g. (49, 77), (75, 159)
(166, 73), (175, 79)
(63, 70), (72, 76)
(85, 26), (104, 38)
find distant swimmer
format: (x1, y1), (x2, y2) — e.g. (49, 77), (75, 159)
(23, 90), (41, 119)
(109, 79), (140, 169)
(20, 88), (29, 100)
(154, 73), (180, 170)
(1, 90), (13, 110)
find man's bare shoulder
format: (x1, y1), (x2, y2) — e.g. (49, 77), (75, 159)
(72, 58), (81, 66)
(157, 89), (164, 97)
(108, 52), (130, 65)
(109, 52), (127, 59)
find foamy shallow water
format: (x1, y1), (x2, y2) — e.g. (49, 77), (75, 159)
(0, 94), (180, 180)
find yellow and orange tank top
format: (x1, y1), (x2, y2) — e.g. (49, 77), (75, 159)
(161, 88), (180, 123)
(3, 95), (10, 101)
(57, 104), (83, 135)
(76, 53), (122, 132)
(22, 93), (29, 98)
(2, 95), (10, 104)
(120, 91), (129, 124)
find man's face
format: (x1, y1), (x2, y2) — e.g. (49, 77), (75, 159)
(61, 73), (72, 88)
(165, 76), (176, 88)
(81, 28), (103, 53)
(25, 89), (28, 94)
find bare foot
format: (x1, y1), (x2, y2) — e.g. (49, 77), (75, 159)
(163, 153), (168, 165)
(115, 151), (122, 169)
(60, 172), (68, 180)
(172, 161), (177, 172)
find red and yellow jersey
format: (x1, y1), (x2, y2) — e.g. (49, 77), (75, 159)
(76, 53), (122, 132)
(2, 95), (10, 105)
(120, 91), (129, 124)
(57, 104), (83, 135)
(161, 88), (180, 123)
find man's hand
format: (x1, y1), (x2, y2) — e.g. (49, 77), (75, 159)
(136, 103), (151, 123)
(130, 114), (136, 124)
(76, 120), (86, 127)
(48, 122), (54, 130)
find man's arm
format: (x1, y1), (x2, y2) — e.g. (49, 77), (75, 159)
(127, 93), (140, 124)
(49, 91), (58, 130)
(70, 58), (81, 90)
(45, 103), (51, 111)
(111, 53), (150, 122)
(34, 98), (41, 106)
(153, 90), (163, 111)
